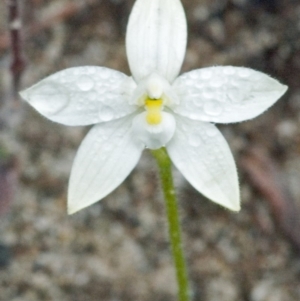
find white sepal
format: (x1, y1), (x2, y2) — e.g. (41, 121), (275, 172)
(132, 111), (176, 150)
(167, 116), (240, 211)
(126, 0), (187, 83)
(68, 115), (144, 214)
(173, 66), (288, 123)
(20, 66), (137, 126)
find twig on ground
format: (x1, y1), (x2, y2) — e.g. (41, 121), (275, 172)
(7, 0), (25, 100)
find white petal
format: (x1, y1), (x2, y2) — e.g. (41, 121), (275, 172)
(126, 0), (187, 83)
(68, 115), (143, 214)
(167, 116), (240, 211)
(173, 66), (288, 123)
(132, 111), (176, 150)
(20, 66), (137, 126)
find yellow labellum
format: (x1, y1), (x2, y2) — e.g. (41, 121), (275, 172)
(145, 98), (163, 125)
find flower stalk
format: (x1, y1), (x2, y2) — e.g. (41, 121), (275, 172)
(151, 148), (190, 301)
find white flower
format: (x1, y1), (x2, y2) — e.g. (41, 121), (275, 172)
(20, 0), (287, 214)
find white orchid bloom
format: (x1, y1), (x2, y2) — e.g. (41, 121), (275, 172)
(20, 0), (287, 214)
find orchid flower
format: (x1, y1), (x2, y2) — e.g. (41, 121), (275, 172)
(20, 0), (287, 215)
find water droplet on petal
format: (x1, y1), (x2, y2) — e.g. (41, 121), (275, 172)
(86, 91), (98, 101)
(77, 75), (94, 91)
(73, 69), (81, 75)
(230, 79), (240, 87)
(188, 133), (201, 147)
(201, 70), (212, 80)
(203, 101), (223, 116)
(175, 159), (185, 167)
(88, 67), (97, 74)
(199, 114), (210, 122)
(189, 112), (199, 120)
(223, 67), (235, 75)
(209, 77), (224, 88)
(100, 106), (114, 121)
(189, 71), (199, 80)
(102, 144), (111, 153)
(192, 98), (202, 107)
(181, 123), (189, 132)
(206, 127), (218, 137)
(202, 91), (214, 99)
(228, 90), (246, 103)
(76, 102), (83, 110)
(238, 68), (251, 78)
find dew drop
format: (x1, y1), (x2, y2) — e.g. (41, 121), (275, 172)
(189, 112), (199, 120)
(217, 153), (224, 160)
(73, 69), (81, 75)
(185, 79), (194, 87)
(102, 144), (111, 153)
(199, 114), (210, 122)
(88, 103), (96, 110)
(223, 67), (235, 75)
(189, 71), (199, 79)
(100, 106), (114, 121)
(228, 91), (245, 103)
(195, 82), (205, 89)
(76, 102), (83, 110)
(200, 70), (212, 80)
(230, 79), (240, 87)
(209, 77), (224, 88)
(92, 117), (99, 123)
(238, 68), (251, 78)
(192, 98), (202, 107)
(86, 91), (98, 101)
(206, 127), (218, 137)
(181, 123), (189, 132)
(188, 133), (201, 147)
(77, 75), (94, 91)
(202, 91), (214, 99)
(87, 67), (97, 74)
(175, 159), (185, 167)
(203, 101), (223, 116)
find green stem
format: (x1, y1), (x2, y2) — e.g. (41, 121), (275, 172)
(151, 148), (190, 301)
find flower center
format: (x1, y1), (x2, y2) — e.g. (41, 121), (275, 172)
(145, 98), (163, 125)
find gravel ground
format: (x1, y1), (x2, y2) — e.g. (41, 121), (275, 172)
(0, 0), (300, 300)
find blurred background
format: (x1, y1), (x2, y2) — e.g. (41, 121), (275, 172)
(0, 0), (300, 300)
